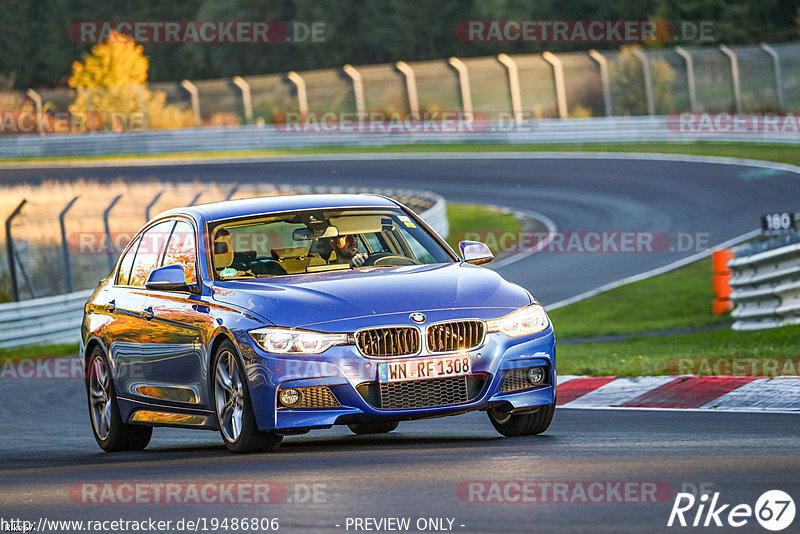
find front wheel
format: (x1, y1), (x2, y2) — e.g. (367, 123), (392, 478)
(213, 341), (282, 453)
(86, 347), (152, 452)
(488, 404), (555, 437)
(348, 421), (399, 435)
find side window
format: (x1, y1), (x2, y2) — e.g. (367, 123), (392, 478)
(129, 221), (175, 287)
(116, 235), (142, 285)
(162, 221), (197, 284)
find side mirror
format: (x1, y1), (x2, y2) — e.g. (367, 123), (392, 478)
(146, 264), (194, 292)
(459, 241), (494, 265)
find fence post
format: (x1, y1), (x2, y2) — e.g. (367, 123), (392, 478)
(226, 184), (240, 200)
(674, 46), (698, 112)
(189, 191), (203, 205)
(447, 57), (473, 117)
(232, 76), (254, 124)
(5, 199), (27, 302)
(718, 45), (742, 112)
(59, 196), (79, 294)
(342, 65), (366, 116)
(26, 89), (43, 135)
(103, 194), (123, 272)
(588, 50), (612, 117)
(496, 54), (522, 124)
(286, 71), (309, 117)
(632, 48), (655, 116)
(145, 190), (165, 221)
(760, 43), (785, 110)
(542, 52), (568, 119)
(395, 61), (419, 115)
(181, 80), (201, 126)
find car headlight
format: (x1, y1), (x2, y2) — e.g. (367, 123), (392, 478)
(249, 327), (350, 355)
(486, 304), (549, 337)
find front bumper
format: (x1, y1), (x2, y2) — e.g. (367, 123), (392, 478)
(235, 325), (556, 432)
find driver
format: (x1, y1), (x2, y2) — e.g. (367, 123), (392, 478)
(330, 234), (368, 267)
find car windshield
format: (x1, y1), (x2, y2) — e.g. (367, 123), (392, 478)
(209, 208), (454, 279)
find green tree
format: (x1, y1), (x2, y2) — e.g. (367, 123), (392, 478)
(609, 45), (675, 116)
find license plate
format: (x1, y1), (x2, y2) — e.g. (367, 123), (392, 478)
(378, 355), (472, 383)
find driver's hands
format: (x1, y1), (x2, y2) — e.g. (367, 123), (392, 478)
(350, 253), (368, 267)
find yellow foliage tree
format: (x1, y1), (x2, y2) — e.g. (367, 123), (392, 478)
(69, 31), (194, 130)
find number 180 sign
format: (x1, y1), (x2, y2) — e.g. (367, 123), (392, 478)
(761, 212), (796, 235)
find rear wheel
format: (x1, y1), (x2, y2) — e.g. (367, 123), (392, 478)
(488, 404), (555, 437)
(348, 421), (399, 435)
(86, 347), (152, 452)
(213, 340), (282, 453)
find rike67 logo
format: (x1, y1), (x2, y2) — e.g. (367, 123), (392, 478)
(668, 490), (795, 531)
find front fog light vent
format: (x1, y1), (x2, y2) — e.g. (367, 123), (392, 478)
(278, 386), (341, 408)
(500, 366), (547, 393)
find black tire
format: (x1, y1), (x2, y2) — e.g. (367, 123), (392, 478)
(212, 340), (283, 454)
(86, 346), (152, 452)
(488, 404), (555, 437)
(347, 421), (399, 435)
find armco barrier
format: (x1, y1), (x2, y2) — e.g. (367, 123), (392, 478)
(1, 116), (800, 159)
(729, 234), (800, 331)
(0, 190), (447, 348)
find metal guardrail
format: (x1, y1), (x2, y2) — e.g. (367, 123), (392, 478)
(0, 192), (447, 348)
(729, 232), (800, 331)
(1, 116), (800, 159)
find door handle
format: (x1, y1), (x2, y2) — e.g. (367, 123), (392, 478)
(142, 306), (155, 321)
(105, 300), (116, 313)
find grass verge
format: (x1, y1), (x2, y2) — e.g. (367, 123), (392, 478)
(445, 202), (521, 253)
(552, 257), (799, 376)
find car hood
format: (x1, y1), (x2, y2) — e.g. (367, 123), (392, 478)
(212, 263), (532, 330)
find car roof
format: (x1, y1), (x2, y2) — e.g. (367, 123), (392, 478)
(154, 194), (403, 223)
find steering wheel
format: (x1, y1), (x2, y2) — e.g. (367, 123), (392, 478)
(361, 252), (417, 266)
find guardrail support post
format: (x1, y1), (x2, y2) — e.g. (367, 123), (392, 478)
(26, 89), (43, 135)
(542, 52), (568, 119)
(181, 80), (201, 127)
(5, 199), (27, 302)
(59, 196), (79, 294)
(286, 71), (309, 117)
(395, 61), (419, 115)
(674, 46), (698, 112)
(189, 191), (203, 205)
(588, 50), (612, 117)
(342, 65), (366, 117)
(760, 43), (785, 110)
(232, 76), (254, 124)
(496, 54), (523, 124)
(448, 57), (474, 118)
(632, 49), (655, 116)
(103, 194), (123, 272)
(719, 45), (742, 112)
(226, 184), (240, 200)
(145, 190), (165, 221)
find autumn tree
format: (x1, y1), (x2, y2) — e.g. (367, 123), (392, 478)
(69, 31), (193, 130)
(609, 45), (675, 116)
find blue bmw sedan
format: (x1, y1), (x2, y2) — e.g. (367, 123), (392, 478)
(81, 194), (556, 453)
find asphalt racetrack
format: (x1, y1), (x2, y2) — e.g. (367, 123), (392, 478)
(1, 155), (799, 533)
